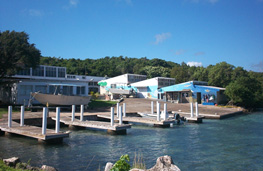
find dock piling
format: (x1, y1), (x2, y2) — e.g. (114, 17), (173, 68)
(119, 106), (123, 125)
(151, 101), (154, 114)
(164, 103), (167, 120)
(111, 107), (114, 126)
(157, 102), (160, 121)
(72, 105), (75, 121)
(117, 103), (119, 117)
(123, 103), (126, 117)
(20, 106), (24, 126)
(55, 107), (60, 133)
(80, 104), (84, 121)
(195, 102), (199, 117)
(8, 106), (12, 128)
(42, 107), (47, 135)
(190, 103), (194, 118)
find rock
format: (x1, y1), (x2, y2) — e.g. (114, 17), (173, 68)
(3, 157), (20, 167)
(41, 165), (57, 171)
(147, 155), (180, 171)
(130, 168), (146, 171)
(104, 162), (113, 171)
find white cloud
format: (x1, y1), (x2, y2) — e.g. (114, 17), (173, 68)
(175, 49), (187, 55)
(188, 0), (219, 4)
(154, 32), (171, 45)
(116, 0), (133, 5)
(63, 0), (79, 9)
(28, 9), (44, 17)
(70, 0), (79, 6)
(251, 61), (263, 72)
(187, 61), (203, 67)
(194, 52), (205, 56)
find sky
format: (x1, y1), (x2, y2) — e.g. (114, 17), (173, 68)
(0, 0), (263, 72)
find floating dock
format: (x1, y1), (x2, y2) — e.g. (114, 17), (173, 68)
(0, 121), (69, 143)
(53, 116), (131, 135)
(97, 115), (174, 128)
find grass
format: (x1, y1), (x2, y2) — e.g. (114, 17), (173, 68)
(132, 152), (146, 170)
(88, 99), (118, 109)
(0, 160), (31, 171)
(0, 107), (20, 119)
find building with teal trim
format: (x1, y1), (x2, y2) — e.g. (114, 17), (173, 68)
(160, 81), (227, 105)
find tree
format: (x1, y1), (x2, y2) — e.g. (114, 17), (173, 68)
(141, 66), (170, 78)
(208, 62), (234, 87)
(0, 30), (41, 78)
(225, 76), (263, 108)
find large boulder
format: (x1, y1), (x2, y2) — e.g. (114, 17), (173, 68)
(147, 155), (180, 171)
(3, 157), (20, 167)
(104, 162), (113, 171)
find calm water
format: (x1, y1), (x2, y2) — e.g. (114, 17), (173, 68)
(1, 112), (263, 171)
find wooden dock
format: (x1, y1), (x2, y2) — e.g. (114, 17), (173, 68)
(0, 121), (69, 143)
(52, 116), (131, 135)
(97, 115), (175, 127)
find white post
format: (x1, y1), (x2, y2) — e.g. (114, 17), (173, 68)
(195, 102), (199, 117)
(119, 106), (123, 125)
(116, 103), (119, 117)
(55, 107), (60, 133)
(20, 106), (24, 126)
(151, 101), (154, 114)
(80, 104), (84, 121)
(190, 103), (194, 118)
(157, 102), (160, 121)
(42, 107), (47, 135)
(164, 103), (167, 120)
(111, 107), (114, 126)
(8, 106), (12, 128)
(72, 105), (75, 121)
(123, 103), (126, 117)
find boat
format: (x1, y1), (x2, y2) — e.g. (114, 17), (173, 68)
(30, 83), (91, 106)
(31, 92), (91, 106)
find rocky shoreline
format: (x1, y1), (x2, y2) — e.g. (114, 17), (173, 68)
(105, 155), (180, 171)
(2, 155), (180, 171)
(1, 157), (57, 171)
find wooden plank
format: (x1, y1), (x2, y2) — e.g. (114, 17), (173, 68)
(53, 117), (131, 131)
(97, 115), (174, 125)
(0, 121), (69, 140)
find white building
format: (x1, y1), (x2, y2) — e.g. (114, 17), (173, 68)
(99, 73), (147, 95)
(99, 74), (175, 99)
(130, 77), (175, 99)
(0, 65), (104, 105)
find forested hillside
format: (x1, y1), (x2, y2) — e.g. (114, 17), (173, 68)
(40, 56), (263, 108)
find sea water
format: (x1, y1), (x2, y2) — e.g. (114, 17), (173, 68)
(0, 112), (262, 171)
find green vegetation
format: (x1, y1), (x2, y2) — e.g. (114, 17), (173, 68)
(0, 30), (40, 78)
(0, 107), (20, 119)
(1, 30), (262, 108)
(0, 160), (31, 171)
(110, 154), (131, 171)
(88, 100), (118, 109)
(40, 56), (263, 108)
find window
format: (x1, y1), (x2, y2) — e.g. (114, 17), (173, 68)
(58, 68), (66, 78)
(111, 84), (116, 88)
(19, 85), (33, 95)
(17, 68), (30, 76)
(77, 86), (86, 95)
(35, 85), (47, 93)
(46, 67), (56, 77)
(89, 87), (98, 93)
(32, 66), (44, 76)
